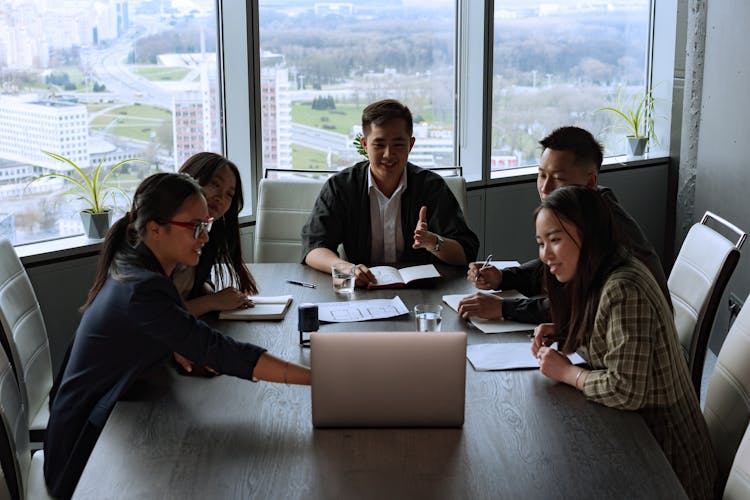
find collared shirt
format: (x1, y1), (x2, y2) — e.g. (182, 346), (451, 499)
(368, 168), (407, 264)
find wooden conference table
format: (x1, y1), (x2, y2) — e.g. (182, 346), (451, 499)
(73, 263), (686, 499)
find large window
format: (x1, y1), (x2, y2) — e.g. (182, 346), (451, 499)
(0, 0), (222, 245)
(257, 1), (457, 177)
(490, 1), (651, 175)
(1, 1), (662, 247)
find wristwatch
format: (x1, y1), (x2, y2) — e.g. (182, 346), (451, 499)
(433, 234), (445, 252)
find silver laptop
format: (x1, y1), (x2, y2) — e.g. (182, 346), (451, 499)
(311, 331), (467, 428)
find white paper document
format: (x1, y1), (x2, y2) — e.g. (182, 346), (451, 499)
(489, 260), (521, 270)
(467, 343), (586, 371)
(442, 292), (537, 334)
(316, 296), (409, 323)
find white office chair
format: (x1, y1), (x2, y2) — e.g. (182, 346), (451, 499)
(724, 421), (750, 499)
(668, 211), (745, 396)
(253, 177), (327, 263)
(0, 239), (52, 444)
(442, 175), (467, 213)
(703, 292), (750, 492)
(0, 342), (50, 499)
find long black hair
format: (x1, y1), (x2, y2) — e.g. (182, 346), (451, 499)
(179, 152), (258, 294)
(534, 185), (628, 353)
(82, 173), (203, 311)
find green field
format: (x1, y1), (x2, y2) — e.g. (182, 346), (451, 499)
(134, 66), (191, 81)
(291, 145), (329, 170)
(291, 103), (361, 135)
(89, 104), (172, 142)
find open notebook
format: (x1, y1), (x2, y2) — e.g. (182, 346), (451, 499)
(219, 295), (293, 321)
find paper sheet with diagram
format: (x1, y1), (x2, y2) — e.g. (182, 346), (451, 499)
(316, 296), (409, 323)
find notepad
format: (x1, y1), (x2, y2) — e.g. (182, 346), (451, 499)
(219, 295), (293, 321)
(442, 292), (537, 334)
(367, 264), (441, 289)
(467, 343), (585, 371)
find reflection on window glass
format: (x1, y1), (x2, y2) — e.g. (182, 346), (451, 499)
(0, 1), (221, 245)
(491, 1), (649, 175)
(258, 1), (456, 178)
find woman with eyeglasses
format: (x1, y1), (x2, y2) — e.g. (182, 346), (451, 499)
(530, 185), (717, 499)
(44, 173), (311, 499)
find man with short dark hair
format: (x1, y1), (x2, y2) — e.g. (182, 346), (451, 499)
(458, 126), (670, 323)
(301, 99), (479, 285)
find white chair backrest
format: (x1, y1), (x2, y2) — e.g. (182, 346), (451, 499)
(0, 343), (30, 500)
(253, 178), (326, 263)
(724, 421), (750, 499)
(442, 176), (467, 213)
(0, 239), (52, 436)
(704, 293), (750, 490)
(668, 214), (743, 393)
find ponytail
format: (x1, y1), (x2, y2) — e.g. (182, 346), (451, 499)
(80, 215), (131, 312)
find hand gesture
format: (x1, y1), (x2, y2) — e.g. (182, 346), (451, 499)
(457, 292), (503, 320)
(412, 206), (435, 250)
(211, 287), (254, 311)
(466, 262), (501, 290)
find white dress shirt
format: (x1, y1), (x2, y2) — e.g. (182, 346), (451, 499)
(368, 169), (407, 264)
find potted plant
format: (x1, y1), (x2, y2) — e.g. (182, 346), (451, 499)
(598, 85), (658, 157)
(353, 132), (368, 158)
(27, 151), (145, 239)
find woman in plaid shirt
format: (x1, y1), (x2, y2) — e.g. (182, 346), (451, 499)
(531, 185), (718, 499)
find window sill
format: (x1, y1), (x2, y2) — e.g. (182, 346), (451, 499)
(16, 235), (104, 267)
(16, 154), (670, 266)
(478, 153), (670, 187)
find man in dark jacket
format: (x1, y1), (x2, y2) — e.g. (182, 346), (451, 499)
(458, 126), (670, 323)
(301, 99), (479, 286)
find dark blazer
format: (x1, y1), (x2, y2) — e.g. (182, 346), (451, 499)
(43, 245), (266, 499)
(301, 161), (479, 266)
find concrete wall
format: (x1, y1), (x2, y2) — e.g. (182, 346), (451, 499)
(688, 0), (750, 351)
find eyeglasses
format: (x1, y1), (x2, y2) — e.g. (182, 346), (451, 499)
(164, 217), (214, 240)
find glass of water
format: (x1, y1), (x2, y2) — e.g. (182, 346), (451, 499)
(414, 304), (443, 332)
(331, 262), (355, 294)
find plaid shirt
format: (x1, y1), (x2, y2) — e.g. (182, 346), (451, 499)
(581, 258), (718, 499)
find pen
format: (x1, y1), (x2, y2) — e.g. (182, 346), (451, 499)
(286, 280), (317, 288)
(474, 254), (493, 281)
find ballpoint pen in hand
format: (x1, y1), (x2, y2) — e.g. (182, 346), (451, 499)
(474, 254), (493, 281)
(286, 280), (316, 288)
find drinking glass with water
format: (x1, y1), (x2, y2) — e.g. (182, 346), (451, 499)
(331, 262), (355, 294)
(414, 304), (443, 332)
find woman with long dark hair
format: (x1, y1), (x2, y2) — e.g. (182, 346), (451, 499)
(530, 185), (717, 499)
(174, 152), (258, 316)
(44, 173), (310, 499)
